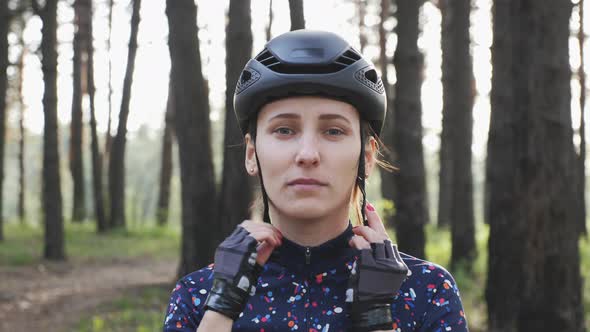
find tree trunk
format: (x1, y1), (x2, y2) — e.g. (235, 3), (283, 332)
(266, 0), (273, 42)
(33, 0), (65, 260)
(438, 0), (452, 229)
(166, 0), (218, 278)
(0, 0), (8, 241)
(357, 0), (367, 53)
(378, 0), (396, 232)
(157, 78), (174, 226)
(109, 0), (141, 229)
(105, 0), (114, 159)
(217, 0), (253, 241)
(440, 0), (476, 269)
(486, 1), (584, 330)
(288, 0), (305, 31)
(17, 29), (26, 224)
(70, 0), (89, 223)
(85, 0), (106, 233)
(577, 0), (587, 236)
(391, 0), (427, 259)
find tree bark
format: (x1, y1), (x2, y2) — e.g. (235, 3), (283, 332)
(0, 0), (8, 241)
(217, 0), (253, 241)
(166, 0), (218, 278)
(486, 1), (584, 330)
(157, 78), (174, 226)
(109, 0), (141, 229)
(392, 0), (427, 259)
(70, 0), (89, 223)
(440, 0), (476, 269)
(33, 0), (65, 260)
(288, 0), (305, 31)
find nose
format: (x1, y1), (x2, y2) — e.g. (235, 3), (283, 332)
(294, 135), (320, 167)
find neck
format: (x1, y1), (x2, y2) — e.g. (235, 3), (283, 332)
(269, 204), (350, 247)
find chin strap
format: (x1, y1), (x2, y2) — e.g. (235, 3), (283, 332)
(358, 125), (368, 226)
(255, 151), (271, 224)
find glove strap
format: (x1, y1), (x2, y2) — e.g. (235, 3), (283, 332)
(203, 263), (263, 321)
(348, 301), (394, 331)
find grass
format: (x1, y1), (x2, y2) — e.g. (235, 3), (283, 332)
(72, 284), (172, 332)
(0, 221), (179, 266)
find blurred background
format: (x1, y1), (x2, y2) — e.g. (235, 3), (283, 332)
(0, 0), (588, 331)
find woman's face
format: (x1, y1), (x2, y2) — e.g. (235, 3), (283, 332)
(245, 96), (376, 221)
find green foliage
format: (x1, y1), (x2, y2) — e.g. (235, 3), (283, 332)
(0, 222), (179, 266)
(72, 285), (171, 332)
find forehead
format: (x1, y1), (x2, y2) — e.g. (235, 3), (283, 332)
(257, 96), (360, 124)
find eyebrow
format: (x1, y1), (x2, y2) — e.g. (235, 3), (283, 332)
(267, 113), (352, 125)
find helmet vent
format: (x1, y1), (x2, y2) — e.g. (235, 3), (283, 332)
(235, 68), (261, 95)
(335, 49), (362, 66)
(255, 49), (280, 67)
(255, 47), (362, 74)
(355, 67), (385, 94)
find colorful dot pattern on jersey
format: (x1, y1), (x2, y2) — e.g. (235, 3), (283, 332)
(163, 223), (468, 331)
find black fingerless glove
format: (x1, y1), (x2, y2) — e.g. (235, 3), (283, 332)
(203, 225), (263, 320)
(346, 240), (409, 331)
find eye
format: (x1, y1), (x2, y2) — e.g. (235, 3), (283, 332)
(274, 127), (294, 136)
(325, 128), (345, 136)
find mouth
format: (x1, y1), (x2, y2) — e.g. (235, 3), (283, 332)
(287, 178), (328, 187)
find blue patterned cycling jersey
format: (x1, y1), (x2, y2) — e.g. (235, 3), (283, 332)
(163, 223), (468, 332)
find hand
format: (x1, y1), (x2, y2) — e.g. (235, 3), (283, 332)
(346, 203), (408, 331)
(203, 220), (283, 320)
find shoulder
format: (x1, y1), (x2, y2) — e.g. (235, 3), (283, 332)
(163, 264), (215, 331)
(396, 253), (468, 331)
(401, 252), (458, 289)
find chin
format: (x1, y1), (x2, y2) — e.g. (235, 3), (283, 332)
(274, 198), (340, 221)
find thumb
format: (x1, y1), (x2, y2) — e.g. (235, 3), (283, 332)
(255, 241), (275, 266)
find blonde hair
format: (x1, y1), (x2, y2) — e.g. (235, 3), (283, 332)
(351, 123), (397, 226)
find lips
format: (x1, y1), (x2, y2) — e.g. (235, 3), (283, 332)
(287, 178), (327, 186)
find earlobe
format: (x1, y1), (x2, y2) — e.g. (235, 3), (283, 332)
(244, 134), (257, 175)
(364, 138), (378, 178)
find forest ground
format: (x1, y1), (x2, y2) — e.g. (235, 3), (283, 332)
(0, 223), (179, 332)
(0, 256), (175, 332)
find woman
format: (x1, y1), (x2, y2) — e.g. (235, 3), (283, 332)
(163, 30), (468, 332)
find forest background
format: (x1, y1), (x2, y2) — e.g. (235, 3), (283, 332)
(0, 0), (589, 331)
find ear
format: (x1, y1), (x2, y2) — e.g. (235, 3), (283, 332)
(244, 134), (258, 176)
(364, 137), (377, 179)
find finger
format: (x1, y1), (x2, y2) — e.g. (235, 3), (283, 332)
(255, 241), (275, 265)
(365, 202), (388, 235)
(352, 225), (387, 243)
(241, 221), (283, 241)
(348, 235), (371, 250)
(249, 229), (282, 247)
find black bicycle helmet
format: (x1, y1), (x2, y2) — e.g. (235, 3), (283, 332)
(233, 30), (387, 226)
(234, 29), (386, 136)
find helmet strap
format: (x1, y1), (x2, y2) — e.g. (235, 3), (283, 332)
(254, 150), (272, 224)
(358, 124), (368, 226)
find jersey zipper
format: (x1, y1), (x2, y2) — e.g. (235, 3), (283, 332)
(304, 247), (311, 330)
